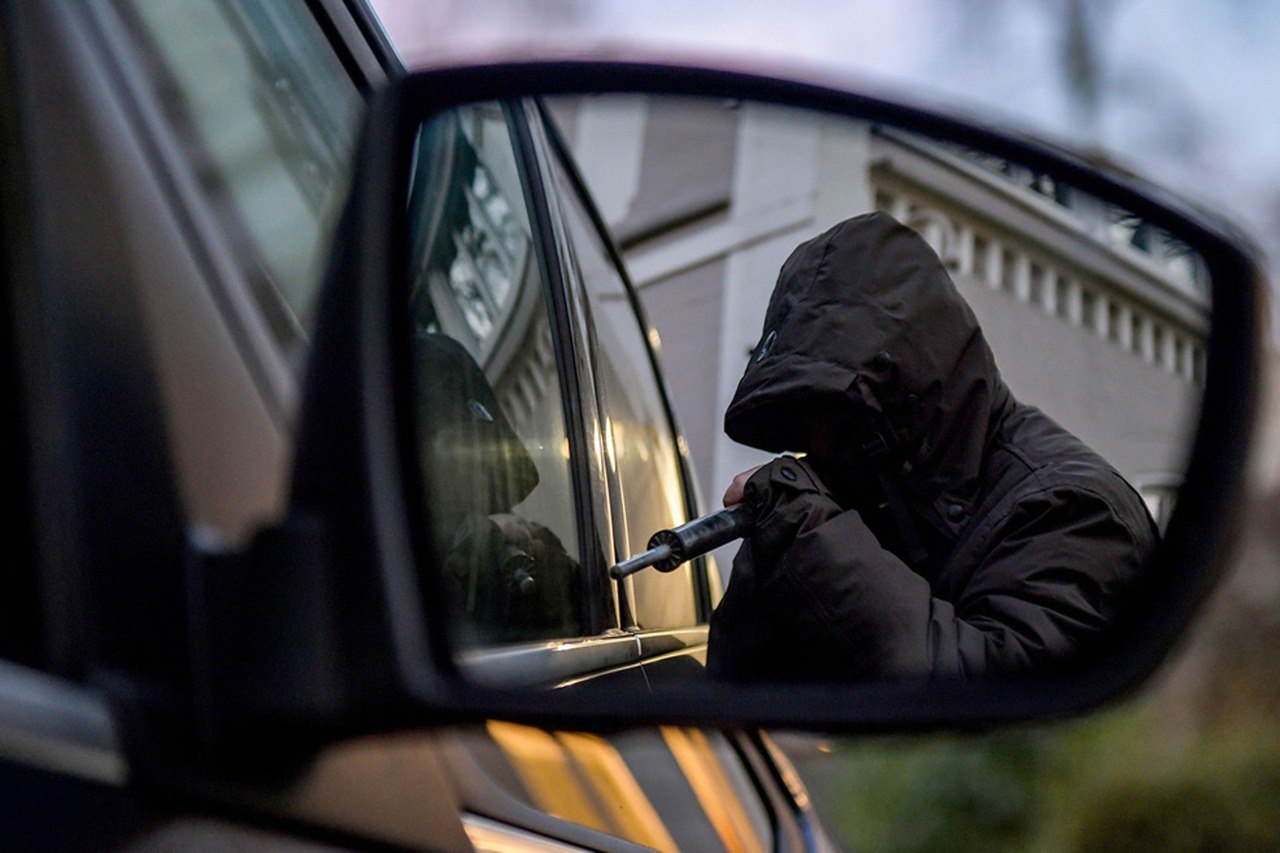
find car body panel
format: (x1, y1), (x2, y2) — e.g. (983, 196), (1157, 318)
(0, 0), (820, 848)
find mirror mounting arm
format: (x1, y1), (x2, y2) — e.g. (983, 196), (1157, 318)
(173, 81), (439, 765)
(184, 513), (363, 762)
(182, 511), (438, 767)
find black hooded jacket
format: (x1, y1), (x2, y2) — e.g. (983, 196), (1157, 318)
(707, 212), (1159, 680)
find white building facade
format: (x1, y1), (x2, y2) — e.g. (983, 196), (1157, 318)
(554, 96), (1208, 534)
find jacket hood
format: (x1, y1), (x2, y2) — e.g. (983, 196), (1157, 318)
(724, 212), (1010, 505)
(417, 333), (540, 520)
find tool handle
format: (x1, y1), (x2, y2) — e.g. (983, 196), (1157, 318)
(609, 502), (756, 579)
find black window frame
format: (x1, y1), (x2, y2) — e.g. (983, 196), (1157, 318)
(535, 99), (716, 625)
(505, 99), (619, 639)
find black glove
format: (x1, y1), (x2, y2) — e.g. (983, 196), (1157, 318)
(709, 457), (843, 680)
(443, 513), (582, 645)
(739, 456), (842, 576)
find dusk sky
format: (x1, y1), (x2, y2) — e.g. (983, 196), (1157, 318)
(368, 0), (1280, 229)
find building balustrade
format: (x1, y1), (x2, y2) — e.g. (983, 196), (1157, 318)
(876, 187), (1205, 385)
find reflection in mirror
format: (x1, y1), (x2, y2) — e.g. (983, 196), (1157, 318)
(409, 94), (1209, 687)
(406, 102), (587, 651)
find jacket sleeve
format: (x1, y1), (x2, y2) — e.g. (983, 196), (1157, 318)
(709, 457), (944, 680)
(707, 458), (851, 680)
(771, 480), (1154, 678)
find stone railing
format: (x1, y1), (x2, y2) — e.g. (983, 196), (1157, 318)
(871, 139), (1208, 386)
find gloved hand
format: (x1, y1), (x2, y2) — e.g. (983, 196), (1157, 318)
(443, 513), (581, 643)
(738, 456), (843, 575)
(709, 456), (845, 680)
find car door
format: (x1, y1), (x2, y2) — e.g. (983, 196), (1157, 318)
(0, 2), (824, 846)
(0, 0), (434, 847)
(405, 97), (649, 688)
(402, 95), (731, 688)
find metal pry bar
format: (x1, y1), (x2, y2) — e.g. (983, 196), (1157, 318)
(609, 543), (677, 579)
(609, 502), (756, 580)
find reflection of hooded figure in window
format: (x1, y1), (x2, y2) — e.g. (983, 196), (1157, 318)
(708, 213), (1158, 680)
(416, 333), (580, 646)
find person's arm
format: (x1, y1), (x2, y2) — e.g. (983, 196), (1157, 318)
(923, 481), (1154, 676)
(711, 460), (1154, 679)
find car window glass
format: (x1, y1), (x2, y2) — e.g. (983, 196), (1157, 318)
(408, 104), (585, 649)
(117, 0), (362, 346)
(544, 151), (699, 631)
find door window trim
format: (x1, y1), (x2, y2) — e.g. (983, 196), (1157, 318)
(536, 100), (715, 624)
(511, 100), (620, 634)
(455, 632), (640, 689)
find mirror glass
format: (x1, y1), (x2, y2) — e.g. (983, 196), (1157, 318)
(404, 95), (1209, 689)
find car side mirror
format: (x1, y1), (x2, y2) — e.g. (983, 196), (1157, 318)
(186, 60), (1264, 757)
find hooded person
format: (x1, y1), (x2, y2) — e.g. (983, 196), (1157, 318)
(416, 333), (581, 646)
(706, 212), (1158, 681)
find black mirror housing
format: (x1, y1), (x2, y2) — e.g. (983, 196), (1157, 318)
(192, 60), (1264, 754)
